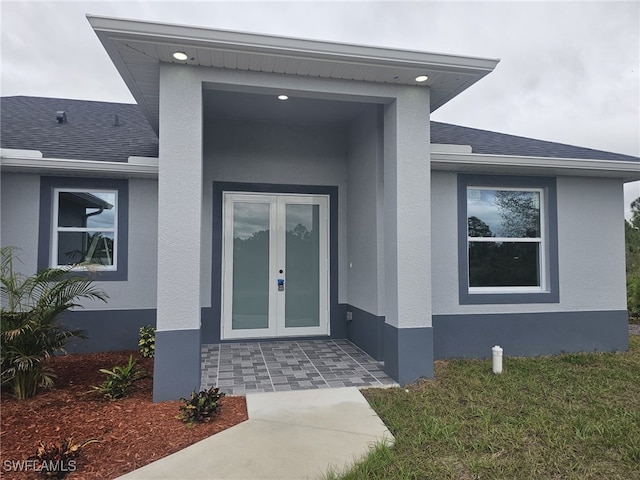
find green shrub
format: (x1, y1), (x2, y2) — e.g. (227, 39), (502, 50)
(628, 274), (640, 317)
(92, 355), (148, 400)
(1, 247), (108, 399)
(30, 436), (99, 479)
(138, 325), (156, 358)
(179, 387), (225, 424)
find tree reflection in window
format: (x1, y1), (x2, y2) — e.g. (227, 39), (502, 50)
(232, 213), (270, 329)
(285, 204), (320, 328)
(494, 191), (540, 238)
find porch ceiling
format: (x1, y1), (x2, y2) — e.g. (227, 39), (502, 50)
(88, 15), (499, 134)
(203, 90), (370, 125)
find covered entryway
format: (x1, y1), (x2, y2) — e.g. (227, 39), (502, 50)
(221, 192), (329, 339)
(89, 15), (500, 400)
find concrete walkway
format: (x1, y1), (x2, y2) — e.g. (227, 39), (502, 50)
(116, 387), (394, 480)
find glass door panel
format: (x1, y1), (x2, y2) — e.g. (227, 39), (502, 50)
(222, 192), (328, 339)
(231, 202), (270, 330)
(285, 204), (320, 328)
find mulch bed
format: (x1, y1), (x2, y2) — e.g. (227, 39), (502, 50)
(0, 351), (248, 480)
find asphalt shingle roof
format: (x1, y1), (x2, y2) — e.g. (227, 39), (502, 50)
(1, 96), (637, 163)
(0, 96), (158, 162)
(430, 121), (639, 162)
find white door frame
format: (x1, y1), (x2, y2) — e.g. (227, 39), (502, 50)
(221, 192), (330, 339)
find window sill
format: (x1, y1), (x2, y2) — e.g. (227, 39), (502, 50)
(54, 265), (117, 272)
(460, 289), (559, 305)
(469, 287), (546, 295)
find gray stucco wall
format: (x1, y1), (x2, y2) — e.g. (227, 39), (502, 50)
(1, 173), (40, 274)
(382, 89), (432, 330)
(346, 105), (385, 316)
(1, 173), (159, 348)
(433, 310), (628, 360)
(89, 178), (158, 310)
(1, 174), (158, 309)
(431, 171), (627, 315)
(556, 176), (627, 310)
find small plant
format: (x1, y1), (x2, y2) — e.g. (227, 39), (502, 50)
(179, 386), (225, 424)
(138, 325), (156, 358)
(30, 436), (99, 479)
(91, 355), (147, 400)
(1, 246), (108, 399)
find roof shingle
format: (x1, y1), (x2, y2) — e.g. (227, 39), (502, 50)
(0, 96), (158, 162)
(430, 121), (638, 162)
(1, 96), (637, 163)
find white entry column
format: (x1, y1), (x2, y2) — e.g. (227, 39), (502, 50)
(154, 64), (203, 401)
(383, 87), (434, 384)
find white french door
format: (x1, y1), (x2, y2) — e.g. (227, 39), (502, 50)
(221, 192), (329, 339)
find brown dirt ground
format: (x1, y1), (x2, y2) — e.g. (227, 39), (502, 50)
(0, 351), (248, 480)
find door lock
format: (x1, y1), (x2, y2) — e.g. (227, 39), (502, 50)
(277, 278), (285, 291)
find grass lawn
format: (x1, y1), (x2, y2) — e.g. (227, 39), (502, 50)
(331, 336), (640, 480)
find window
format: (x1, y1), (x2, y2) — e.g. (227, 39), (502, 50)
(458, 175), (558, 304)
(38, 177), (128, 281)
(52, 189), (118, 269)
(467, 187), (543, 291)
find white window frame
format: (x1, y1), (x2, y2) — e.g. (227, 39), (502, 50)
(467, 186), (546, 294)
(51, 188), (118, 271)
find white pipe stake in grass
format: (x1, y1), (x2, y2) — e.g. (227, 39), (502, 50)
(492, 345), (503, 374)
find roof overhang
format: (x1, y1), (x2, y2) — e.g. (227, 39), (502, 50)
(431, 151), (640, 182)
(88, 15), (500, 134)
(0, 149), (159, 179)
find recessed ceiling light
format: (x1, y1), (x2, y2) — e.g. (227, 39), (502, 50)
(278, 95), (289, 101)
(415, 75), (429, 83)
(172, 51), (189, 61)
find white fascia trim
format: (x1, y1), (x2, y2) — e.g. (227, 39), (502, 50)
(431, 143), (473, 154)
(127, 156), (159, 165)
(0, 155), (159, 178)
(0, 148), (43, 159)
(431, 151), (640, 181)
(87, 15), (499, 74)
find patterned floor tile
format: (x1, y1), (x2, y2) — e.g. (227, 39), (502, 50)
(201, 339), (397, 395)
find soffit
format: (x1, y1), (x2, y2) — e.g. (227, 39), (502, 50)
(89, 15), (499, 134)
(203, 90), (371, 125)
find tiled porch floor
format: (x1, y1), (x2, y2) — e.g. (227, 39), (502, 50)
(201, 339), (397, 395)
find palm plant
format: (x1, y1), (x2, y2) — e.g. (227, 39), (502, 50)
(1, 247), (108, 399)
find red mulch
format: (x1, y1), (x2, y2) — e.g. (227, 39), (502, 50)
(0, 351), (248, 480)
